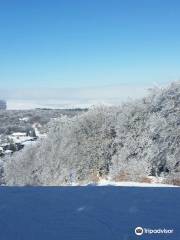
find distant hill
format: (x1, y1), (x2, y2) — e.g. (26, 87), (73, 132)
(4, 81), (180, 186)
(0, 100), (7, 110)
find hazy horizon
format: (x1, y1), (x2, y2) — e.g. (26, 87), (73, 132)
(0, 84), (150, 109)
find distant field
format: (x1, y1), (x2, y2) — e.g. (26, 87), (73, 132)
(0, 108), (87, 135)
(0, 108), (87, 158)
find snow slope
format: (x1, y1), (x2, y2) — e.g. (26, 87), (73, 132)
(0, 187), (179, 240)
(96, 179), (178, 187)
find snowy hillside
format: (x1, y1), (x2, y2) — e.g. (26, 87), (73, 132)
(96, 178), (178, 187)
(0, 186), (179, 240)
(4, 81), (180, 186)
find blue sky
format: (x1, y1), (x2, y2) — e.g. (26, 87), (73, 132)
(0, 0), (180, 90)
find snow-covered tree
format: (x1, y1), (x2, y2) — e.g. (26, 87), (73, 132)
(4, 81), (180, 185)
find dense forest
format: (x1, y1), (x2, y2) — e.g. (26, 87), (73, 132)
(3, 82), (180, 186)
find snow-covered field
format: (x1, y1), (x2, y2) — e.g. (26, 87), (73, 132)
(0, 186), (179, 240)
(96, 178), (178, 187)
(63, 176), (179, 187)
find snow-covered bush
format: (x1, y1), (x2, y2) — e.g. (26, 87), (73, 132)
(163, 172), (180, 186)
